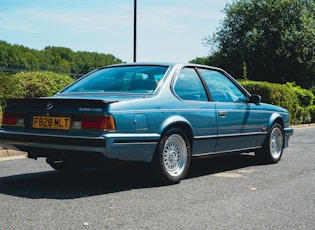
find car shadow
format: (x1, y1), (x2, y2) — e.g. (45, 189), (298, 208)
(0, 153), (259, 200)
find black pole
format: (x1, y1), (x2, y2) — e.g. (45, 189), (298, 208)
(133, 0), (137, 62)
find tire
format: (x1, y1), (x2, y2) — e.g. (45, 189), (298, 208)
(154, 128), (191, 184)
(255, 122), (284, 164)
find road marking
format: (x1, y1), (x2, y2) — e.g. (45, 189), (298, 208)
(212, 169), (259, 178)
(237, 169), (259, 173)
(212, 172), (245, 178)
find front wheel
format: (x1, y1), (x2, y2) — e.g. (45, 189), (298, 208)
(153, 128), (191, 184)
(255, 122), (284, 164)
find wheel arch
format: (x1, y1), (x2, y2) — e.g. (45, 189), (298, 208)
(268, 113), (284, 130)
(152, 116), (193, 183)
(158, 116), (194, 149)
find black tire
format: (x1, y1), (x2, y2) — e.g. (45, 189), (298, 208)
(255, 122), (284, 164)
(153, 128), (191, 184)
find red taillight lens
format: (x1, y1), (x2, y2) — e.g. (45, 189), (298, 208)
(71, 115), (116, 130)
(2, 113), (25, 126)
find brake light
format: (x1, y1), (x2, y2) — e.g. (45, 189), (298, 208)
(2, 113), (25, 126)
(71, 115), (116, 130)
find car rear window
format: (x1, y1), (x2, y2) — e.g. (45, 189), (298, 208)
(62, 65), (169, 94)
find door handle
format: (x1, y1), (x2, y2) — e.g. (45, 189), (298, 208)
(219, 111), (227, 116)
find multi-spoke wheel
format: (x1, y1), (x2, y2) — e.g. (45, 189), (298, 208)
(154, 128), (191, 184)
(255, 122), (284, 164)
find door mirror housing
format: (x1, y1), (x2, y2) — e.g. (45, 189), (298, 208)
(249, 94), (261, 104)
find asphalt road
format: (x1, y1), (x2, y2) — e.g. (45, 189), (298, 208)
(0, 127), (314, 230)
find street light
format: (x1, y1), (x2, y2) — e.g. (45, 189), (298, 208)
(133, 0), (137, 62)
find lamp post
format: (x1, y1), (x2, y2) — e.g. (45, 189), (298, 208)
(133, 0), (137, 62)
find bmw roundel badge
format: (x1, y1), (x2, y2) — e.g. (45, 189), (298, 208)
(46, 102), (53, 110)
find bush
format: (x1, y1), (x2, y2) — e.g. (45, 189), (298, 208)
(309, 105), (315, 123)
(239, 80), (300, 124)
(0, 71), (74, 107)
(286, 82), (314, 107)
(240, 80), (315, 124)
(0, 71), (74, 125)
(296, 106), (312, 124)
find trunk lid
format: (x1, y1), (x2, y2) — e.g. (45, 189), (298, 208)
(2, 98), (117, 132)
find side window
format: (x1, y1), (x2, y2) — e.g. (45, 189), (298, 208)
(173, 68), (208, 101)
(198, 68), (246, 102)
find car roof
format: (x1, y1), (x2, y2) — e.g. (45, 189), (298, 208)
(100, 62), (224, 72)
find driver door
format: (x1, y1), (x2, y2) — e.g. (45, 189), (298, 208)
(198, 68), (261, 152)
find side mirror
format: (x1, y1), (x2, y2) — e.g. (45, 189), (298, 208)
(249, 94), (261, 104)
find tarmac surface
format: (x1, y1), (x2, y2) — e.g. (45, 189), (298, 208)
(1, 126), (314, 229)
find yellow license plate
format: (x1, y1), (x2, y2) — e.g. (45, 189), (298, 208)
(33, 116), (71, 130)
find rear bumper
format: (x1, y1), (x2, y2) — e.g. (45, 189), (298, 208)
(0, 130), (159, 162)
(284, 127), (294, 148)
(0, 130), (107, 153)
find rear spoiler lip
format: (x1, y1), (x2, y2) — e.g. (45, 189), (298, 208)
(5, 98), (118, 107)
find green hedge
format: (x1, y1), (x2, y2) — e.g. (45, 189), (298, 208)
(309, 105), (315, 123)
(286, 82), (314, 107)
(285, 83), (314, 124)
(0, 71), (74, 125)
(0, 71), (74, 107)
(240, 80), (315, 124)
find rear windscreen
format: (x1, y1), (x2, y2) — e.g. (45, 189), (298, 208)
(62, 65), (169, 94)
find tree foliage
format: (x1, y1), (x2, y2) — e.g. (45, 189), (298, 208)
(203, 0), (315, 88)
(0, 41), (123, 77)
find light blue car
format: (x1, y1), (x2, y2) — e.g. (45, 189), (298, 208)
(0, 63), (293, 183)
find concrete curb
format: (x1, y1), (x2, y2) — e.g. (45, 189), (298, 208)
(0, 123), (314, 159)
(0, 148), (26, 158)
(292, 123), (315, 129)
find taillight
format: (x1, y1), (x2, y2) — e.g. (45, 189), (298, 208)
(2, 113), (25, 126)
(71, 115), (116, 131)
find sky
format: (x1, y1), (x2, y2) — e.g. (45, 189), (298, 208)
(1, 0), (232, 63)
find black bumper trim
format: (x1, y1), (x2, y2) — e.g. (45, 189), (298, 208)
(0, 131), (106, 148)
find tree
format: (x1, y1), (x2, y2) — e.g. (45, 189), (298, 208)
(0, 40), (123, 76)
(203, 0), (315, 88)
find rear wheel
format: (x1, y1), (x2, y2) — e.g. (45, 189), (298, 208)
(255, 122), (284, 164)
(154, 128), (191, 184)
